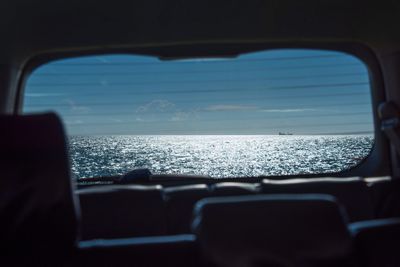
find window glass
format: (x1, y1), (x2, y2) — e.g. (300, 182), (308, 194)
(23, 49), (374, 179)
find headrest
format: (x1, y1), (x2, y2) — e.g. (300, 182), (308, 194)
(0, 113), (79, 259)
(192, 194), (352, 267)
(261, 177), (373, 222)
(163, 184), (210, 200)
(78, 184), (166, 239)
(164, 184), (209, 194)
(263, 176), (362, 185)
(78, 184), (163, 195)
(211, 182), (261, 195)
(350, 218), (400, 267)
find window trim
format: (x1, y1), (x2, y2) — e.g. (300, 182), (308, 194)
(15, 41), (389, 181)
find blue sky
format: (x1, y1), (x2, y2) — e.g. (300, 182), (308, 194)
(23, 49), (373, 135)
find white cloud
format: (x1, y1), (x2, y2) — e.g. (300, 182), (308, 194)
(100, 80), (109, 86)
(109, 118), (123, 123)
(204, 105), (258, 111)
(136, 99), (176, 113)
(259, 108), (316, 113)
(135, 99), (183, 122)
(25, 93), (66, 97)
(204, 104), (316, 113)
(64, 99), (91, 113)
(96, 57), (110, 63)
(177, 58), (230, 63)
(65, 119), (84, 125)
(135, 99), (199, 122)
(170, 112), (191, 121)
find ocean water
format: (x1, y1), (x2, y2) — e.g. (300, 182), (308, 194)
(69, 135), (373, 179)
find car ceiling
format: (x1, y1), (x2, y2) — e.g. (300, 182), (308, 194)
(1, 0), (400, 62)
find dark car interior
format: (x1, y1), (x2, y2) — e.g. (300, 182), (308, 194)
(2, 0), (400, 266)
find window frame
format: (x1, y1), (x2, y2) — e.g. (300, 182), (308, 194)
(15, 42), (389, 182)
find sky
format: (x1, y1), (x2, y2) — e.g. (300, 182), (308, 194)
(23, 49), (373, 135)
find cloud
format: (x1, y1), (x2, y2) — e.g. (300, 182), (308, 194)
(136, 99), (176, 113)
(65, 119), (84, 125)
(170, 110), (200, 122)
(64, 99), (91, 113)
(204, 105), (258, 112)
(170, 113), (187, 122)
(100, 80), (109, 86)
(177, 58), (230, 63)
(109, 118), (123, 123)
(135, 99), (198, 122)
(136, 99), (184, 122)
(96, 57), (110, 63)
(25, 93), (66, 97)
(204, 104), (316, 113)
(259, 108), (316, 113)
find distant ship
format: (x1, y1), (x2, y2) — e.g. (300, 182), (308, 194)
(278, 132), (293, 135)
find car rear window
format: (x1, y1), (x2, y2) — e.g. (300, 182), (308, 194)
(23, 49), (374, 179)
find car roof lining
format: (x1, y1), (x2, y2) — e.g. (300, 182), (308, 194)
(1, 0), (400, 62)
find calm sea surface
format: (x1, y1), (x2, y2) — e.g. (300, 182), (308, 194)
(69, 135), (373, 179)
